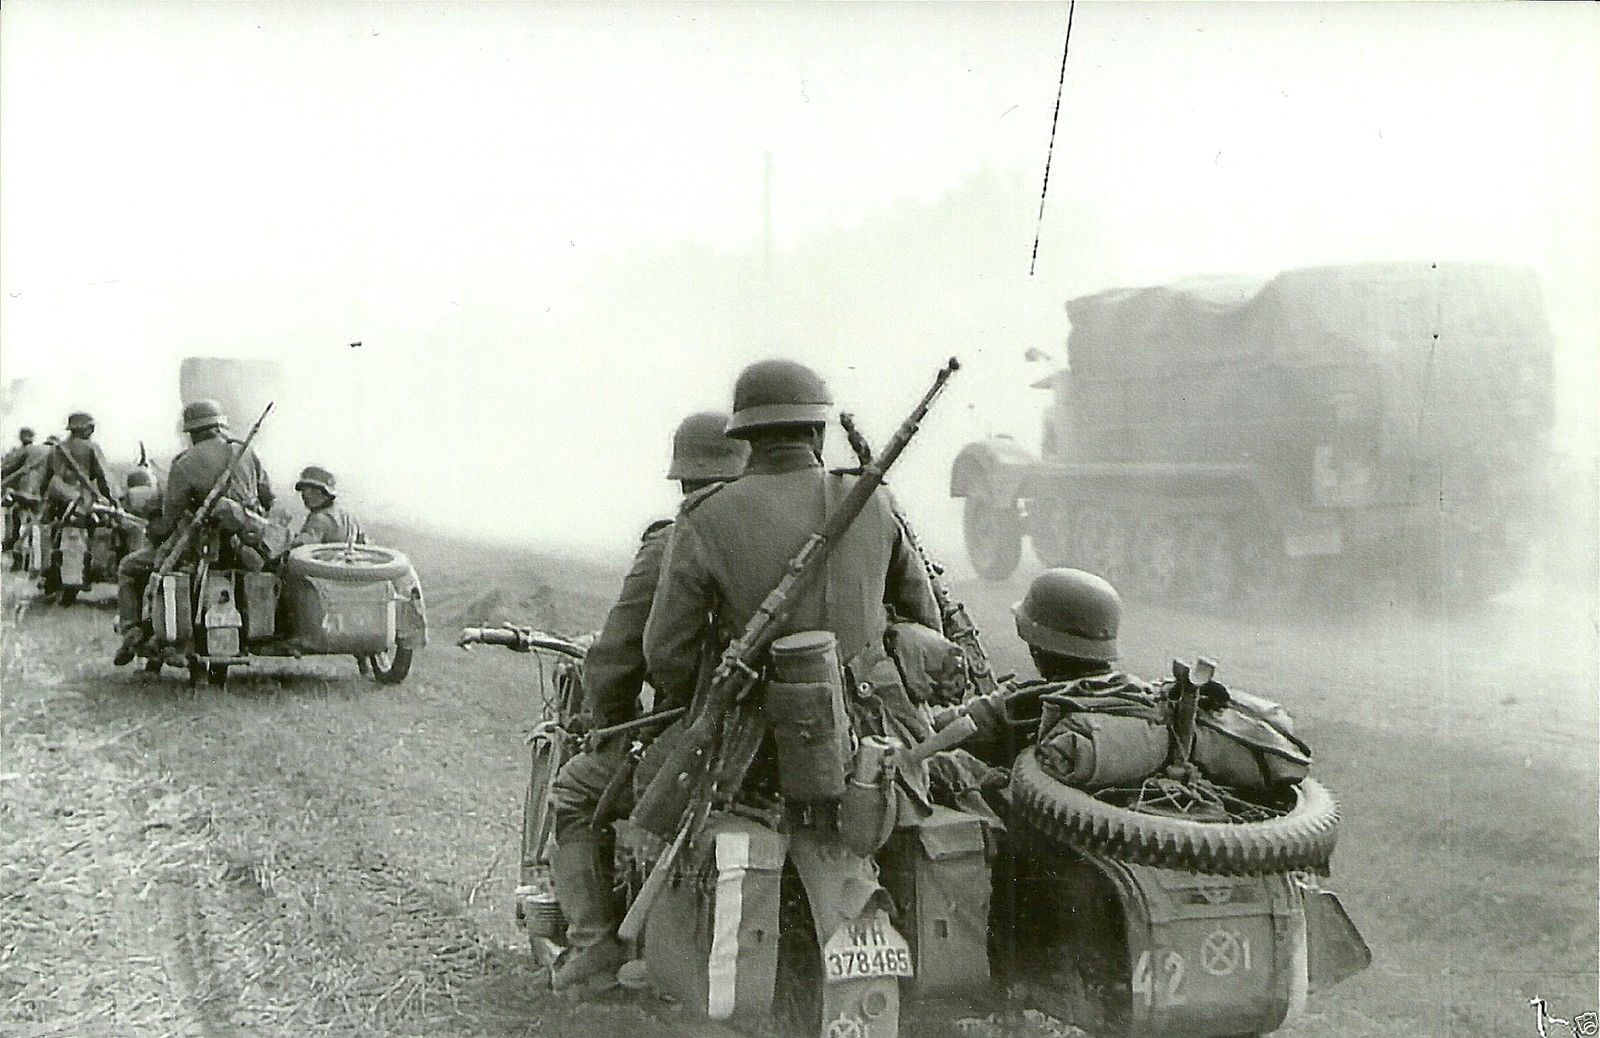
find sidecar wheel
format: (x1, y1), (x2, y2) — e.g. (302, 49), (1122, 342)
(1010, 748), (1340, 875)
(368, 647), (413, 685)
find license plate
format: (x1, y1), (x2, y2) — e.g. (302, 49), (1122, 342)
(822, 910), (913, 982)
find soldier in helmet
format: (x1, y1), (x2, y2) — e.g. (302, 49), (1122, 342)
(961, 567), (1129, 762)
(2, 427), (51, 550)
(288, 466), (365, 548)
(546, 411), (749, 993)
(1011, 567), (1122, 683)
(113, 399), (275, 665)
(44, 411), (114, 521)
(644, 360), (937, 712)
(2, 427), (37, 478)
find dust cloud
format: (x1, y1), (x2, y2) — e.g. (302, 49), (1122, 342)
(1, 3), (1595, 572)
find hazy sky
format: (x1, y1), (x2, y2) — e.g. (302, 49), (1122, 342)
(2, 2), (1595, 549)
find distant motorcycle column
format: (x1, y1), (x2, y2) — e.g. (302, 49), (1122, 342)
(113, 399), (276, 666)
(546, 411), (749, 992)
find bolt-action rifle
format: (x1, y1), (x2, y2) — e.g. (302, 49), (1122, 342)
(619, 358), (961, 941)
(147, 403), (274, 584)
(840, 410), (998, 698)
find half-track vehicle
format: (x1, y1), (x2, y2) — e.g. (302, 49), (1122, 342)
(952, 262), (1555, 606)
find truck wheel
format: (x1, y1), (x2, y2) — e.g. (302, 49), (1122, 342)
(963, 494), (1022, 581)
(1140, 519), (1183, 598)
(1010, 749), (1340, 876)
(368, 647), (413, 684)
(1186, 521), (1238, 608)
(1238, 530), (1305, 611)
(286, 543), (411, 583)
(1099, 512), (1134, 591)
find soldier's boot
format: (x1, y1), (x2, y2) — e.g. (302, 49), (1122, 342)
(113, 581), (146, 666)
(550, 829), (626, 993)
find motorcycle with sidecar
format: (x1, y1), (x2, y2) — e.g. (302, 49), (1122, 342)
(461, 625), (1371, 1038)
(135, 521), (427, 686)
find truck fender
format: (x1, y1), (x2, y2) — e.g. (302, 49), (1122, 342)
(949, 437), (1038, 503)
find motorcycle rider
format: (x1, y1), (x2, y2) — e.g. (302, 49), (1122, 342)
(548, 411), (749, 992)
(113, 399), (275, 665)
(38, 412), (115, 594)
(44, 411), (114, 521)
(115, 468), (162, 555)
(288, 466), (365, 548)
(644, 360), (938, 708)
(2, 427), (50, 550)
(961, 568), (1128, 762)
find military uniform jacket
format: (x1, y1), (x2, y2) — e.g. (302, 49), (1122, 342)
(2, 443), (52, 498)
(583, 518), (673, 728)
(643, 441), (939, 710)
(291, 503), (366, 548)
(46, 437), (113, 505)
(157, 435), (274, 541)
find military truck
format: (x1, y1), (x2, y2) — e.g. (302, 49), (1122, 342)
(952, 262), (1555, 606)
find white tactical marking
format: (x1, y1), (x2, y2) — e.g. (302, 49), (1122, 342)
(163, 576), (178, 637)
(707, 831), (751, 1020)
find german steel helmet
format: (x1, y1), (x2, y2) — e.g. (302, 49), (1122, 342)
(667, 411), (749, 481)
(1012, 568), (1121, 662)
(182, 399), (228, 432)
(125, 468), (152, 488)
(295, 465), (337, 496)
(19, 427), (34, 439)
(725, 359), (833, 439)
(66, 411), (95, 432)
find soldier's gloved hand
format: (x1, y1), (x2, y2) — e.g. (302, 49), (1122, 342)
(615, 820), (667, 866)
(566, 712), (594, 739)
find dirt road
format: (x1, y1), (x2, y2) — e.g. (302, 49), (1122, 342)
(2, 528), (1595, 1037)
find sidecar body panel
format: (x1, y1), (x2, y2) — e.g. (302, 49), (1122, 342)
(1085, 853), (1304, 1038)
(282, 572), (396, 654)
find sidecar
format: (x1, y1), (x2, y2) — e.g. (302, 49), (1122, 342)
(141, 542), (427, 686)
